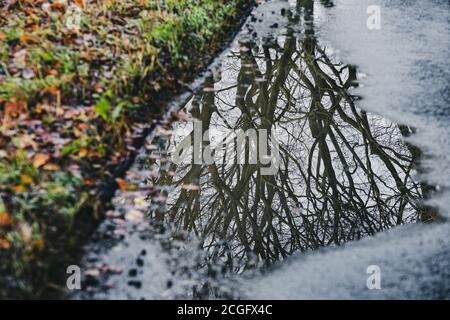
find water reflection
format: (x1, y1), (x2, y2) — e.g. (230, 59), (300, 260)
(145, 1), (423, 274)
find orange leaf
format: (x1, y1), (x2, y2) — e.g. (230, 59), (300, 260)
(13, 185), (26, 193)
(0, 212), (13, 228)
(19, 34), (30, 43)
(75, 0), (85, 8)
(0, 239), (10, 250)
(48, 69), (59, 77)
(4, 100), (26, 118)
(88, 150), (103, 158)
(44, 87), (59, 95)
(33, 239), (45, 251)
(0, 32), (5, 41)
(78, 147), (88, 158)
(33, 153), (51, 168)
(115, 178), (133, 192)
(20, 174), (33, 185)
(51, 3), (66, 10)
(83, 178), (95, 187)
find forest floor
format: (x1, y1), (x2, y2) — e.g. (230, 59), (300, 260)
(0, 0), (253, 298)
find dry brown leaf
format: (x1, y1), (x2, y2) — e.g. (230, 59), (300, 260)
(43, 163), (60, 171)
(83, 178), (95, 187)
(4, 100), (27, 118)
(33, 153), (51, 168)
(33, 239), (45, 251)
(19, 223), (32, 243)
(78, 147), (88, 158)
(0, 239), (11, 250)
(115, 178), (131, 191)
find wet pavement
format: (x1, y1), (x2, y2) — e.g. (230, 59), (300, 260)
(72, 0), (450, 299)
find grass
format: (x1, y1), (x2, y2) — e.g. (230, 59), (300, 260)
(0, 0), (252, 298)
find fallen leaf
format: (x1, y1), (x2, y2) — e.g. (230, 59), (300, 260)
(113, 228), (127, 236)
(13, 185), (26, 193)
(78, 147), (88, 158)
(20, 174), (33, 185)
(19, 223), (32, 243)
(100, 265), (123, 274)
(83, 178), (95, 187)
(44, 87), (59, 95)
(33, 239), (45, 251)
(14, 134), (37, 150)
(105, 210), (121, 218)
(75, 0), (85, 8)
(33, 153), (51, 168)
(115, 178), (135, 191)
(156, 127), (173, 137)
(181, 184), (200, 191)
(125, 210), (144, 223)
(4, 100), (27, 118)
(84, 269), (100, 277)
(13, 49), (27, 69)
(22, 68), (35, 79)
(51, 3), (66, 10)
(0, 239), (10, 250)
(153, 195), (168, 203)
(0, 212), (13, 228)
(43, 163), (60, 171)
(19, 34), (30, 43)
(88, 150), (103, 158)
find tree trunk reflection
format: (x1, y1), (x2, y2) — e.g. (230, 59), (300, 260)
(146, 0), (423, 274)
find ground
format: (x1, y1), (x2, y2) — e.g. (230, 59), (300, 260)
(2, 0), (449, 300)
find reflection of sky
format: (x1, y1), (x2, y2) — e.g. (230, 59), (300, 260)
(315, 0), (450, 218)
(159, 30), (420, 268)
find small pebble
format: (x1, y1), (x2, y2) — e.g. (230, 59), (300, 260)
(128, 280), (142, 289)
(129, 269), (138, 277)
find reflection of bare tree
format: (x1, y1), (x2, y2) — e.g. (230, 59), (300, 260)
(147, 1), (423, 271)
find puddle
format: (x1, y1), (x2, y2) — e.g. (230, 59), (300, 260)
(138, 0), (427, 297)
